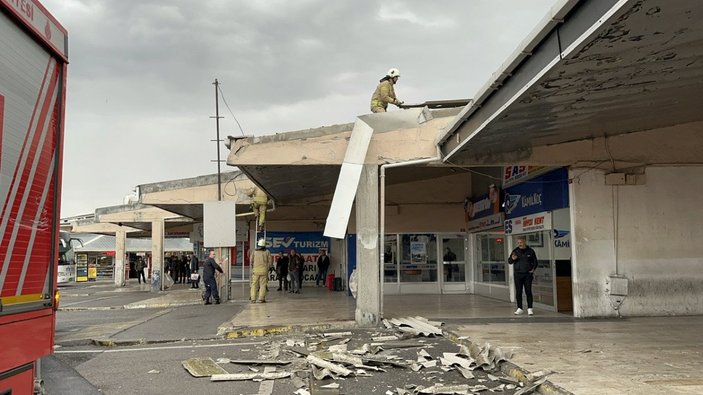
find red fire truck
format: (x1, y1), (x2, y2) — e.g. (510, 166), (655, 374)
(0, 0), (68, 392)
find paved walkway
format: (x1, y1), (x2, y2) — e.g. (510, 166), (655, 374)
(66, 280), (703, 394)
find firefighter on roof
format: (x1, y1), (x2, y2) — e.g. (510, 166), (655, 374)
(370, 68), (404, 113)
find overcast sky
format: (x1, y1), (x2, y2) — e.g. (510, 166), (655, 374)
(42, 0), (559, 218)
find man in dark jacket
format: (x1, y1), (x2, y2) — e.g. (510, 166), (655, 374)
(202, 250), (223, 304)
(275, 251), (289, 291)
(288, 249), (303, 294)
(508, 236), (538, 316)
(315, 249), (330, 287)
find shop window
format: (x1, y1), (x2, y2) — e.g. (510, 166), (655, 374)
(477, 234), (507, 285)
(399, 234), (437, 283)
(383, 235), (398, 283)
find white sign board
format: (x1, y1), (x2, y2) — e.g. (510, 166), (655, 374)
(504, 211), (552, 235)
(203, 201), (236, 247)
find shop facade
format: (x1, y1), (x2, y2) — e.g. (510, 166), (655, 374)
(502, 168), (572, 313)
(465, 167), (573, 313)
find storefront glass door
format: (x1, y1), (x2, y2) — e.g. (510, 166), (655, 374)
(230, 241), (250, 282)
(441, 235), (467, 293)
(512, 231), (555, 308)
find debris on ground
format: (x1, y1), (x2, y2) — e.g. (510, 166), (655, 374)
(182, 357), (228, 377)
(180, 316), (555, 394)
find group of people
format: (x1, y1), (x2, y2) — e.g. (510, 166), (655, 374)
(271, 248), (330, 295)
(246, 240), (332, 303)
(165, 253), (194, 285)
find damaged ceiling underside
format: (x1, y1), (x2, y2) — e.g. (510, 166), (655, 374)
(241, 165), (461, 205)
(441, 0), (703, 163)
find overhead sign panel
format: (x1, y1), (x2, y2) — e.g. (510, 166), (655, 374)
(203, 201), (236, 247)
(324, 119), (374, 239)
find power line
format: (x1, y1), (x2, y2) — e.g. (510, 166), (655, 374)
(217, 84), (246, 137)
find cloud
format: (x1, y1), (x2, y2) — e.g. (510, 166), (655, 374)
(39, 0), (559, 216)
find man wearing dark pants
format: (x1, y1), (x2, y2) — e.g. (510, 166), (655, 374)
(315, 249), (330, 287)
(275, 251), (289, 291)
(508, 236), (538, 316)
(203, 250), (223, 304)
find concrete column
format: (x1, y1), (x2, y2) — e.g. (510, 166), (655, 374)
(355, 164), (380, 326)
(218, 247), (230, 301)
(151, 219), (165, 292)
(114, 230), (126, 286)
(569, 169), (616, 318)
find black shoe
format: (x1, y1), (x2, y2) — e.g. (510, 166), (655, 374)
(204, 301), (212, 305)
(215, 298), (220, 304)
(277, 288), (282, 291)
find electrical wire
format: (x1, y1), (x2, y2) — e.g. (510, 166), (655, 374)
(217, 85), (246, 137)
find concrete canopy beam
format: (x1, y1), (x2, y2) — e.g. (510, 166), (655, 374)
(70, 221), (140, 234)
(96, 205), (186, 223)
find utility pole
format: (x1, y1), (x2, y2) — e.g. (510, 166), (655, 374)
(211, 78), (223, 201)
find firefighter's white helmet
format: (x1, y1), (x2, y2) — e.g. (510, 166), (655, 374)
(387, 68), (401, 78)
(257, 239), (266, 247)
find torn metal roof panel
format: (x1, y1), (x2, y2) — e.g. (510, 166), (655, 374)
(439, 0), (703, 164)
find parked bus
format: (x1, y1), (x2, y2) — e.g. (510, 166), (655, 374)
(57, 232), (82, 284)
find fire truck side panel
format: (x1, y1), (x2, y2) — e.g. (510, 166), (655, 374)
(0, 362), (35, 394)
(0, 1), (67, 390)
(0, 309), (53, 374)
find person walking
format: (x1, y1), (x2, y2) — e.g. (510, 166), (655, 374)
(370, 68), (403, 113)
(275, 251), (289, 291)
(288, 249), (302, 294)
(315, 249), (331, 287)
(136, 257), (147, 284)
(508, 236), (538, 316)
(202, 250), (223, 305)
(250, 239), (273, 303)
(189, 253), (200, 289)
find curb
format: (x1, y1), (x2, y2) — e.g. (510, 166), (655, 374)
(58, 300), (203, 311)
(221, 321), (357, 338)
(444, 330), (573, 395)
(56, 336), (225, 348)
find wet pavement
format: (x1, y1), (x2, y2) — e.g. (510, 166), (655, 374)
(50, 279), (703, 394)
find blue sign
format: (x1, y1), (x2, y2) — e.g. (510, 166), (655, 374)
(264, 232), (330, 254)
(503, 168), (569, 219)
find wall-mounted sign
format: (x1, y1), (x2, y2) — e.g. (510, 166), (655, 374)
(468, 213), (504, 232)
(504, 211), (552, 235)
(464, 184), (501, 231)
(503, 168), (569, 219)
(264, 232), (331, 284)
(503, 165), (545, 186)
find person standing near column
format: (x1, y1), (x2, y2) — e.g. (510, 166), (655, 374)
(275, 251), (289, 291)
(508, 236), (538, 315)
(203, 250), (223, 305)
(250, 239), (273, 303)
(315, 249), (331, 287)
(288, 249), (302, 294)
(136, 257), (147, 284)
